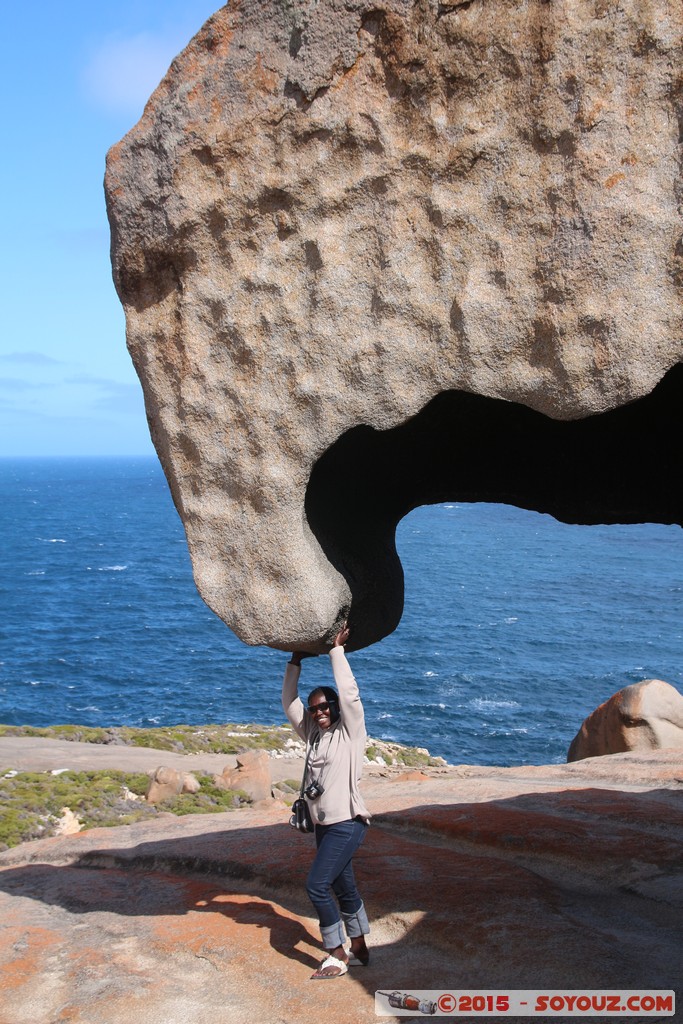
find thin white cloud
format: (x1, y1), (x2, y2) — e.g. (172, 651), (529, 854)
(82, 31), (188, 116)
(94, 389), (145, 415)
(0, 377), (49, 391)
(65, 373), (135, 390)
(0, 351), (65, 366)
(64, 374), (144, 414)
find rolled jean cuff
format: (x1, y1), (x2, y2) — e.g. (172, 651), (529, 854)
(320, 918), (346, 949)
(341, 901), (370, 938)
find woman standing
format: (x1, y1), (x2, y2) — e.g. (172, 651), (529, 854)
(282, 625), (371, 979)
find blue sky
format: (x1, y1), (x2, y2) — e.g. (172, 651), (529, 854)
(1, 1), (221, 456)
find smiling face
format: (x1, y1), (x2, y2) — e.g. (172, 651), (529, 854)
(307, 692), (334, 731)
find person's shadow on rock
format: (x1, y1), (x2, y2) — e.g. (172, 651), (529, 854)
(193, 890), (320, 969)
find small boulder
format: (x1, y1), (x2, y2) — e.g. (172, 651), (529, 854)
(568, 680), (683, 761)
(214, 750), (272, 802)
(145, 767), (200, 803)
(181, 773), (201, 794)
(54, 807), (83, 836)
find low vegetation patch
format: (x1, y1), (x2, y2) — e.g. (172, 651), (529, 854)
(0, 769), (249, 850)
(364, 739), (445, 767)
(0, 722), (293, 755)
(0, 722), (445, 766)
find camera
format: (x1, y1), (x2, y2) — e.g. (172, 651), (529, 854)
(304, 779), (325, 800)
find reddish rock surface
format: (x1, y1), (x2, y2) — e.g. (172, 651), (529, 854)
(0, 747), (681, 1023)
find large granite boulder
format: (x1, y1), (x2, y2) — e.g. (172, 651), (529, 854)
(105, 0), (683, 651)
(567, 679), (683, 761)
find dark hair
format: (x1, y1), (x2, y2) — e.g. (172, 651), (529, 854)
(307, 686), (340, 724)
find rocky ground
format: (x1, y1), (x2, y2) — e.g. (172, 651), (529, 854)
(0, 740), (681, 1024)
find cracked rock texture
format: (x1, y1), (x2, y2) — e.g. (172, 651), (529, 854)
(105, 0), (683, 651)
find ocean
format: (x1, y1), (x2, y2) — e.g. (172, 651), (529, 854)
(1, 457), (681, 767)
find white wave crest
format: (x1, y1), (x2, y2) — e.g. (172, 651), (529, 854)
(470, 698), (522, 711)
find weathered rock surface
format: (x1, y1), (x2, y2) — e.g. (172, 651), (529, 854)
(0, 749), (680, 1024)
(145, 766), (201, 803)
(213, 748), (273, 801)
(105, 0), (683, 651)
(568, 678), (683, 761)
(53, 807), (83, 837)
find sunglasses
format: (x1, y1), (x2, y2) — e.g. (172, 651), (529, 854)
(306, 701), (333, 715)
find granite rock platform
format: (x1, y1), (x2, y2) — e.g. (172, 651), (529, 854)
(0, 745), (681, 1024)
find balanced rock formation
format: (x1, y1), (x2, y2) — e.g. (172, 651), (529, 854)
(105, 0), (683, 651)
(567, 679), (683, 761)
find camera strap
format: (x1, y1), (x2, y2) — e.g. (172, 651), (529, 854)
(298, 739), (315, 798)
(308, 726), (335, 790)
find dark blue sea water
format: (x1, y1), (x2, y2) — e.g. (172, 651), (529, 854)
(1, 457), (681, 767)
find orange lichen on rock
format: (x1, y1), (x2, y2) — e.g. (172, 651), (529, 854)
(0, 750), (680, 1023)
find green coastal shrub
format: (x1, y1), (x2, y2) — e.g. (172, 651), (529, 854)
(156, 776), (250, 815)
(394, 748), (431, 767)
(0, 806), (45, 849)
(0, 724), (112, 744)
(0, 769), (148, 848)
(0, 722), (293, 755)
(119, 723), (292, 754)
(0, 767), (257, 849)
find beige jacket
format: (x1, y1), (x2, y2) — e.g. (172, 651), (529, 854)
(282, 646), (371, 826)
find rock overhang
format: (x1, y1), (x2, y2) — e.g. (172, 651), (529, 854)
(105, 0), (683, 652)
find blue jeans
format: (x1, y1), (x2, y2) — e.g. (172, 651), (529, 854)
(306, 818), (369, 949)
